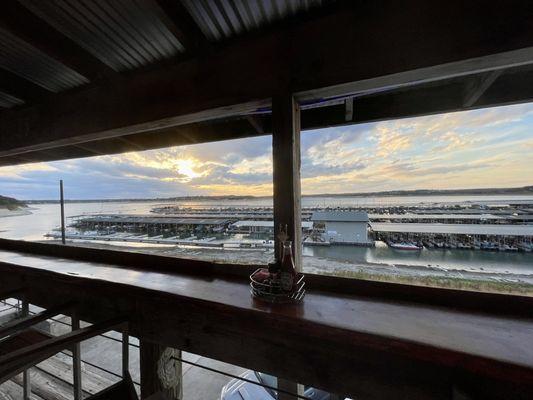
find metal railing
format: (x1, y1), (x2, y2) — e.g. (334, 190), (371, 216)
(1, 298), (317, 400)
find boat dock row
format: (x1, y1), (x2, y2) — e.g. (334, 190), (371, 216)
(45, 231), (276, 249)
(53, 209), (533, 252)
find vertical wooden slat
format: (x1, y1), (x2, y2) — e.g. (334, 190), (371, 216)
(140, 341), (182, 400)
(272, 93), (302, 270)
(122, 328), (130, 376)
(71, 310), (82, 400)
(21, 299), (30, 400)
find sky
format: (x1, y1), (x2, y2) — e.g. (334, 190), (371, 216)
(1, 102), (532, 200)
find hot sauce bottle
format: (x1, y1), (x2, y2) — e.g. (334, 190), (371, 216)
(280, 241), (297, 292)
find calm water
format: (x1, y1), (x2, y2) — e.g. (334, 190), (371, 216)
(303, 243), (533, 276)
(1, 196), (533, 276)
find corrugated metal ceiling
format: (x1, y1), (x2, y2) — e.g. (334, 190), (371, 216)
(181, 0), (324, 41)
(0, 91), (24, 108)
(0, 27), (89, 92)
(20, 0), (185, 72)
(0, 0), (327, 104)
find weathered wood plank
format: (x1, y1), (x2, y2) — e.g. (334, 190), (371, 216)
(0, 318), (127, 384)
(36, 353), (114, 396)
(0, 302), (74, 340)
(11, 368), (74, 400)
(71, 311), (82, 400)
(84, 371), (137, 400)
(0, 378), (45, 400)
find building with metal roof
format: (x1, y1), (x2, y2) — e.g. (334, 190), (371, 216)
(231, 220), (313, 234)
(74, 215), (231, 227)
(370, 223), (533, 237)
(368, 213), (533, 224)
(311, 211), (369, 223)
(311, 211), (371, 245)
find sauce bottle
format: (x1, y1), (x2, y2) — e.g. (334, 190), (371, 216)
(280, 241), (297, 292)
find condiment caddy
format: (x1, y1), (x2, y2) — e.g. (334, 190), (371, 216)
(250, 226), (306, 304)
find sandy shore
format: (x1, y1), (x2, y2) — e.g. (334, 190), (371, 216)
(0, 208), (32, 218)
(44, 239), (533, 290)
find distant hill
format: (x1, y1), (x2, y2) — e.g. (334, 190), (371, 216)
(0, 195), (26, 210)
(307, 185), (533, 198)
(26, 195), (259, 204)
(24, 185), (533, 203)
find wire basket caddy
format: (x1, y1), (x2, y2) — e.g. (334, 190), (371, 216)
(250, 268), (306, 304)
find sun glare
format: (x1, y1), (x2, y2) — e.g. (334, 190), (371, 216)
(175, 159), (201, 180)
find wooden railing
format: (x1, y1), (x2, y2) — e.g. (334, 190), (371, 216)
(0, 238), (533, 399)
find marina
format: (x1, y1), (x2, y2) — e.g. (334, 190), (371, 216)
(2, 2), (533, 398)
(42, 201), (533, 253)
(3, 198), (533, 283)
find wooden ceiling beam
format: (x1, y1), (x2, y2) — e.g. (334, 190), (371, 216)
(0, 0), (116, 81)
(2, 1), (533, 159)
(154, 0), (209, 53)
(246, 115), (266, 135)
(4, 65), (533, 167)
(3, 64), (533, 168)
(463, 69), (503, 107)
(0, 67), (52, 104)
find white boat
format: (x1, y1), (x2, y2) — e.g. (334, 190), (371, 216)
(388, 241), (422, 250)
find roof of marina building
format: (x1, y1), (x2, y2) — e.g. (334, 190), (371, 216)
(75, 215), (231, 226)
(311, 211), (369, 222)
(232, 221), (313, 229)
(370, 223), (533, 237)
(368, 213), (533, 221)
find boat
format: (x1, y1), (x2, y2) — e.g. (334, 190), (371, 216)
(388, 241), (422, 250)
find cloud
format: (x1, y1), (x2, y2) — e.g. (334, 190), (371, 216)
(0, 163), (57, 179)
(0, 103), (532, 199)
(229, 154), (272, 175)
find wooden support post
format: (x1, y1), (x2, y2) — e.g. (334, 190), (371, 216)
(272, 93), (302, 270)
(21, 299), (30, 400)
(272, 94), (304, 400)
(60, 180), (66, 245)
(139, 341), (182, 400)
(71, 310), (82, 400)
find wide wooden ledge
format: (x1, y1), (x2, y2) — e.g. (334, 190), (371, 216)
(0, 244), (532, 399)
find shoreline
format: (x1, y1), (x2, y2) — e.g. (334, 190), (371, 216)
(44, 239), (533, 295)
(0, 208), (32, 218)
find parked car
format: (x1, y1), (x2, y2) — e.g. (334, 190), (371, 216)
(221, 371), (352, 400)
